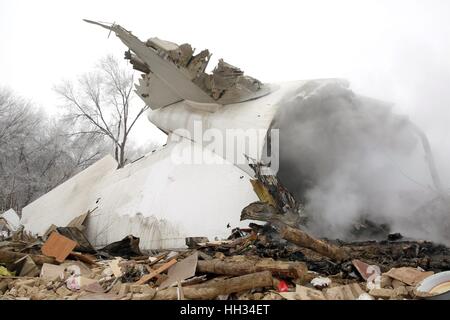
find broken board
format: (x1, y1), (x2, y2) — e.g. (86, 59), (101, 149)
(159, 252), (198, 289)
(41, 232), (77, 263)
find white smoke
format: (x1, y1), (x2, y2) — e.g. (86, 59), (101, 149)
(272, 80), (450, 244)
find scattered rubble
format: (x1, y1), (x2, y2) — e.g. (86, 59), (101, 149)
(1, 229), (449, 300)
(1, 162), (450, 300)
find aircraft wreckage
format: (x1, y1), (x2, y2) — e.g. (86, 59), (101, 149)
(20, 20), (447, 250)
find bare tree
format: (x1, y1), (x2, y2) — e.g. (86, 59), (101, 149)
(0, 87), (109, 212)
(55, 55), (149, 168)
(0, 88), (38, 149)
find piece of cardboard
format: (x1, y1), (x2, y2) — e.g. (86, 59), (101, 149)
(384, 267), (434, 286)
(40, 263), (65, 281)
(159, 252), (198, 289)
(325, 283), (365, 300)
(41, 231), (77, 263)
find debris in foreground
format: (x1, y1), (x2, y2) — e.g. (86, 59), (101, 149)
(1, 162), (449, 300)
(1, 222), (450, 300)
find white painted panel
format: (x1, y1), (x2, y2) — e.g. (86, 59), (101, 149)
(21, 155), (118, 235)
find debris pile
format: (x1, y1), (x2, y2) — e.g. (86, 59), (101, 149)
(1, 229), (449, 300)
(1, 163), (449, 300)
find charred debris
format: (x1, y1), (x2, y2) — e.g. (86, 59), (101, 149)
(1, 162), (449, 300)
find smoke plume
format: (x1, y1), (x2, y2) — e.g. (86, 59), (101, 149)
(273, 80), (450, 244)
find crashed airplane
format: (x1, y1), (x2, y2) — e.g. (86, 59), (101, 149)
(20, 20), (447, 249)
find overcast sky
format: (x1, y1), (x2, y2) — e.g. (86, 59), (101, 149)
(1, 0), (450, 167)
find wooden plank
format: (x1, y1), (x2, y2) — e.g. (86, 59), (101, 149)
(153, 271), (273, 300)
(196, 257), (307, 279)
(132, 255), (151, 261)
(148, 252), (168, 266)
(135, 259), (177, 285)
(69, 252), (98, 266)
(279, 224), (349, 262)
(41, 232), (77, 263)
(144, 265), (162, 280)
